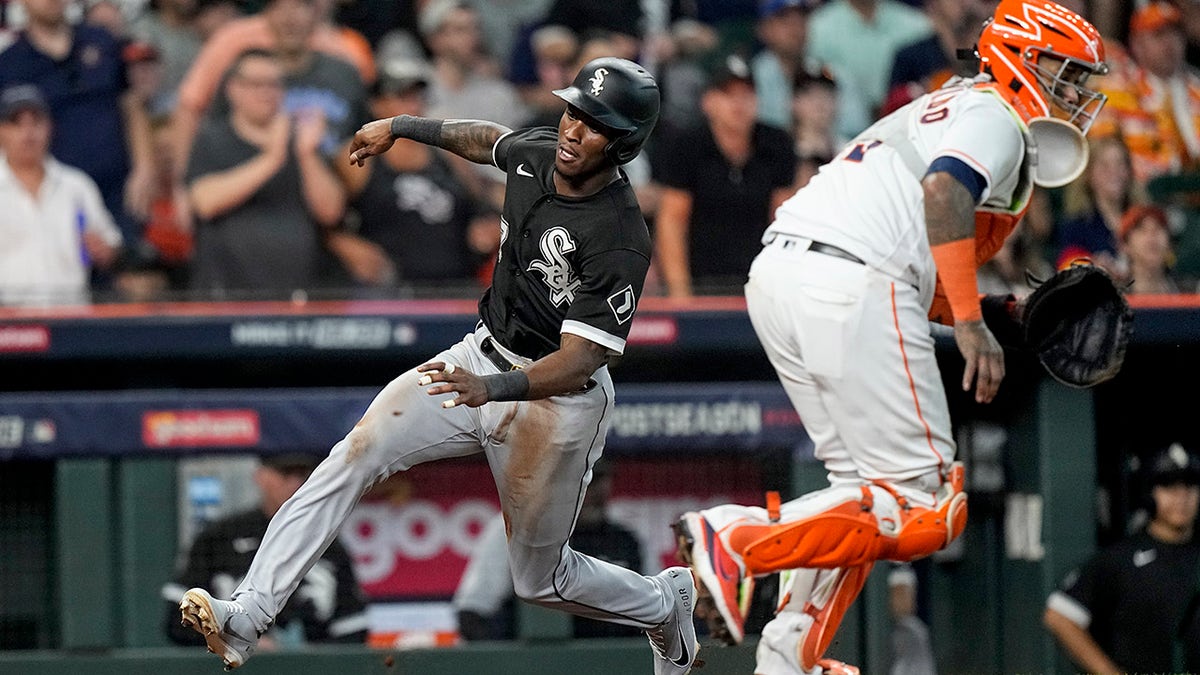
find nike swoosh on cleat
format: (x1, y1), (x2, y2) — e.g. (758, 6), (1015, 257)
(672, 624), (691, 667)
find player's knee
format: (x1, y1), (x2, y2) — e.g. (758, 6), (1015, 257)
(885, 481), (968, 562)
(510, 569), (556, 605)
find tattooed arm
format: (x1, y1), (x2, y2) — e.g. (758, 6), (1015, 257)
(924, 170), (1005, 404)
(348, 116), (511, 166)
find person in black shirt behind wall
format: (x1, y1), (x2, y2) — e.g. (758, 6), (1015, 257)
(453, 457), (644, 640)
(176, 56), (700, 675)
(1044, 443), (1200, 674)
(162, 454), (368, 648)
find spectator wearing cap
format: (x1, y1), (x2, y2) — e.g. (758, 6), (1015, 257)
(806, 0), (931, 139)
(161, 453), (369, 649)
(328, 56), (493, 291)
(0, 83), (123, 306)
(1120, 203), (1182, 294)
(1044, 443), (1200, 674)
(420, 0), (527, 130)
(0, 0), (156, 246)
(651, 54), (796, 298)
(459, 0), (553, 79)
(513, 23), (578, 129)
(1092, 1), (1200, 186)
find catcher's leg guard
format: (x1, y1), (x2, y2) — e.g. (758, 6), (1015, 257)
(733, 463), (968, 572)
(886, 462), (968, 562)
(798, 563), (874, 671)
(733, 487), (885, 573)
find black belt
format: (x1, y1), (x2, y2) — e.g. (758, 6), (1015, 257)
(809, 241), (865, 265)
(769, 234), (865, 265)
(480, 336), (597, 392)
(480, 336), (523, 372)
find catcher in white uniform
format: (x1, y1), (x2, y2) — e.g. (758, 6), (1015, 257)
(673, 2), (1109, 673)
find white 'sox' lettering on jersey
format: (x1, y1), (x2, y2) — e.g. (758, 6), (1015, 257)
(528, 226), (581, 306)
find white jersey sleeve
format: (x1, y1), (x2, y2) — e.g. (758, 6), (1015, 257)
(923, 89), (1027, 208)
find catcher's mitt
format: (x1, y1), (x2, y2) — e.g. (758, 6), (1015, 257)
(1021, 260), (1133, 388)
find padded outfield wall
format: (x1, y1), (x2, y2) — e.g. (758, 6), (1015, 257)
(0, 295), (1196, 674)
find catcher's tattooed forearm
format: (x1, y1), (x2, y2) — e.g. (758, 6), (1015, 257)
(923, 172), (978, 245)
(438, 120), (512, 165)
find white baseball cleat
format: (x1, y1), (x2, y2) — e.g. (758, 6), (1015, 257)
(646, 567), (702, 675)
(179, 587), (260, 671)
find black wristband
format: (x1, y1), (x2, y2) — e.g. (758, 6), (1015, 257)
(482, 370), (530, 402)
(389, 114), (443, 145)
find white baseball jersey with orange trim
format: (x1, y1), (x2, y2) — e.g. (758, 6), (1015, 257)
(747, 76), (1037, 486)
(767, 77), (1032, 312)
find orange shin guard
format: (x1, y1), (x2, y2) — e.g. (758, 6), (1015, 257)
(799, 563), (874, 670)
(734, 487), (884, 573)
(888, 485), (968, 562)
(732, 466), (969, 573)
(887, 462), (968, 561)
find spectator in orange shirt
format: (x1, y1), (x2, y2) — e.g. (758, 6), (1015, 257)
(1092, 1), (1200, 186)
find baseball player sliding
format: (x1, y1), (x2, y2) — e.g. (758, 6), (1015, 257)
(178, 57), (701, 675)
(672, 2), (1109, 673)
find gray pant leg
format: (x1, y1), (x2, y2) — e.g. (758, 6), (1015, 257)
(233, 340), (485, 631)
(491, 375), (670, 628)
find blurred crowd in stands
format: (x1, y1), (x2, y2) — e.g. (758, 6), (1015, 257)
(2, 0), (1200, 305)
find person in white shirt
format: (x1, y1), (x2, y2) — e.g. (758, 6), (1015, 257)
(0, 84), (122, 306)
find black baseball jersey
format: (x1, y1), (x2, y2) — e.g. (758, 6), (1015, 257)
(1050, 529), (1200, 672)
(162, 509), (368, 646)
(652, 122), (796, 285)
(479, 127), (652, 360)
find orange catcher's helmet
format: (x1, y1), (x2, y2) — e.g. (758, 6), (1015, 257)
(977, 0), (1108, 132)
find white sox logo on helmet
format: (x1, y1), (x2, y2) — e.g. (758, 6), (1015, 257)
(528, 227), (581, 306)
(589, 68), (608, 96)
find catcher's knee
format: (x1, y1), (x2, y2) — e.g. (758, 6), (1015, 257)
(886, 463), (968, 562)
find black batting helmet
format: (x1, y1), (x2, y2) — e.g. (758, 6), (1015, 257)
(553, 57), (660, 165)
(1148, 443), (1200, 488)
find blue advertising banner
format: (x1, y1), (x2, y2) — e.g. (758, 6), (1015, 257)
(0, 382), (807, 460)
